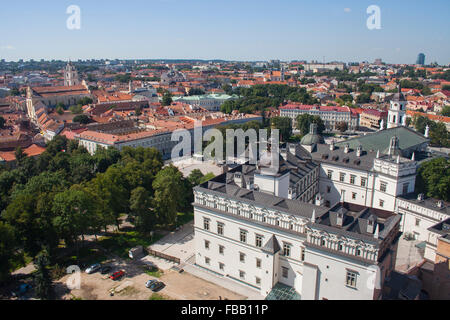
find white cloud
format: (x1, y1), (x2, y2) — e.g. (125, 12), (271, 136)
(1, 45), (15, 50)
(344, 8), (351, 13)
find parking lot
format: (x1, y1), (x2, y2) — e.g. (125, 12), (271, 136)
(55, 257), (246, 300)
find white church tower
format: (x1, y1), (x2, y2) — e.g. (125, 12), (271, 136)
(64, 61), (80, 87)
(387, 84), (407, 129)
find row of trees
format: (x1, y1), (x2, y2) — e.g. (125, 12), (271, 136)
(221, 84), (318, 114)
(412, 115), (450, 148)
(0, 136), (199, 284)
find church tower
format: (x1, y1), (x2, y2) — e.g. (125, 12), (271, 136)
(64, 61), (80, 86)
(387, 84), (406, 129)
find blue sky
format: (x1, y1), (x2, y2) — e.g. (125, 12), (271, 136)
(0, 0), (449, 64)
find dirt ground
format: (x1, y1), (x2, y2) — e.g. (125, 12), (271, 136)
(55, 258), (245, 301)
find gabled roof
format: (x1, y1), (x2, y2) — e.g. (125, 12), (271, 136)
(262, 235), (281, 254)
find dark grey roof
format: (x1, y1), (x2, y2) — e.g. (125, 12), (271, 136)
(400, 194), (450, 216)
(311, 144), (376, 171)
(310, 203), (400, 243)
(262, 235), (281, 254)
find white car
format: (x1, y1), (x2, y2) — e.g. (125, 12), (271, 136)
(85, 263), (101, 274)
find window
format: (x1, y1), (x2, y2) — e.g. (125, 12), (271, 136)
(350, 175), (356, 185)
(240, 230), (247, 243)
(379, 199), (384, 208)
(282, 267), (289, 278)
(219, 245), (224, 255)
(255, 234), (263, 247)
(361, 177), (367, 187)
(203, 218), (210, 231)
(204, 240), (210, 250)
(340, 172), (346, 182)
(321, 238), (326, 246)
(239, 270), (245, 279)
(346, 271), (357, 288)
(217, 222), (224, 235)
(327, 186), (331, 193)
(239, 252), (245, 263)
(283, 243), (291, 257)
(301, 247), (305, 261)
(380, 181), (387, 192)
(352, 192), (357, 200)
(356, 248), (361, 256)
(415, 218), (421, 227)
(219, 263), (224, 271)
(327, 170), (333, 179)
(256, 258), (262, 268)
(255, 277), (261, 286)
(338, 243), (343, 251)
(205, 257), (210, 265)
(403, 183), (409, 195)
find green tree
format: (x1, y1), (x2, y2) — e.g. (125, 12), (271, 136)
(416, 158), (450, 201)
(0, 116), (5, 129)
(441, 105), (450, 117)
(0, 222), (17, 283)
(129, 187), (155, 233)
(73, 114), (90, 124)
(34, 247), (53, 300)
(188, 169), (204, 186)
(152, 165), (184, 227)
(295, 114), (325, 136)
(336, 121), (348, 133)
(52, 186), (98, 248)
(270, 117), (292, 142)
(161, 91), (173, 106)
(14, 147), (27, 166)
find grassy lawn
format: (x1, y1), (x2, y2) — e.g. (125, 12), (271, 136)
(176, 211), (194, 227)
(56, 247), (109, 268)
(149, 293), (167, 300)
(98, 231), (164, 259)
(142, 265), (163, 278)
(9, 252), (33, 272)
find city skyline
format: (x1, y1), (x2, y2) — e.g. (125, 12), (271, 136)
(0, 0), (449, 65)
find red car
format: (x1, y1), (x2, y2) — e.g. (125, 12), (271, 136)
(110, 270), (125, 281)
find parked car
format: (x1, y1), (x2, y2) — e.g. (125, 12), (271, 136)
(85, 263), (101, 274)
(11, 284), (32, 297)
(100, 266), (112, 274)
(146, 280), (157, 288)
(148, 281), (165, 292)
(110, 270), (125, 281)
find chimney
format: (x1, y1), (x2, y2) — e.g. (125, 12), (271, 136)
(330, 140), (335, 151)
(356, 145), (362, 157)
(344, 144), (350, 154)
(315, 194), (325, 206)
(437, 200), (444, 208)
(289, 143), (296, 155)
(417, 193), (425, 201)
(311, 209), (317, 223)
(336, 212), (344, 227)
(367, 216), (376, 234)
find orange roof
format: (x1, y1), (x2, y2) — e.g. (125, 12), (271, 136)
(406, 110), (450, 123)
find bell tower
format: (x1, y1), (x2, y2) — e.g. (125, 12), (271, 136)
(64, 61), (80, 86)
(387, 84), (406, 129)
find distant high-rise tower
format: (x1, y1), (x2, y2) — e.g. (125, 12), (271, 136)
(64, 61), (80, 86)
(387, 84), (407, 129)
(416, 53), (425, 66)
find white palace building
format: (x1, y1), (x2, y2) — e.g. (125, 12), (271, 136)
(192, 91), (449, 300)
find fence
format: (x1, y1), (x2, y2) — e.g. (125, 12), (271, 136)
(147, 249), (181, 264)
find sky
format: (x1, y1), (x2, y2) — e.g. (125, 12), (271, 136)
(0, 0), (449, 64)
